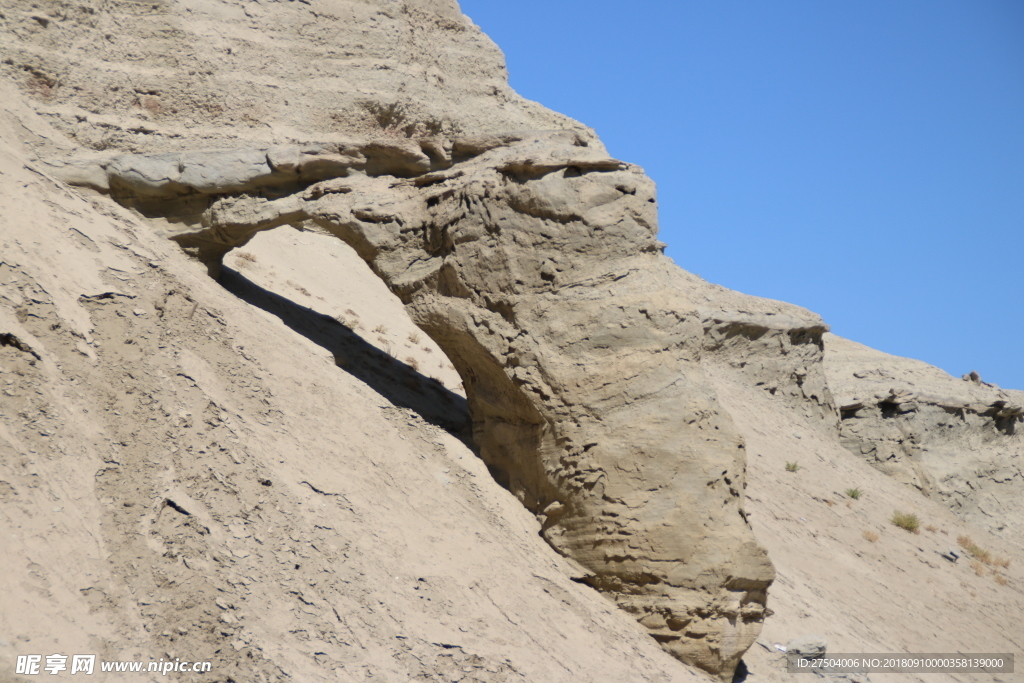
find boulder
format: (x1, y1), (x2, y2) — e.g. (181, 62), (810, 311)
(786, 634), (827, 658)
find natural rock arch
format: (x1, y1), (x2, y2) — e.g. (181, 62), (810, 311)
(66, 130), (775, 680)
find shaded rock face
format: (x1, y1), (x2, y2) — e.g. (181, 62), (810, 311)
(72, 131), (775, 678)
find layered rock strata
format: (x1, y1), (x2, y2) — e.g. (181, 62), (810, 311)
(59, 131), (775, 679)
(825, 334), (1024, 537)
(0, 0), (594, 154)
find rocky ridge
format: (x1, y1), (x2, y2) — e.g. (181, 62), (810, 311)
(0, 83), (704, 682)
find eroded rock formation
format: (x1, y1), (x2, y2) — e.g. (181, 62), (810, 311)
(825, 334), (1024, 537)
(56, 130), (774, 678)
(7, 0), (1021, 679)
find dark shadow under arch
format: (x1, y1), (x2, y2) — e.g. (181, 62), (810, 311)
(218, 266), (472, 441)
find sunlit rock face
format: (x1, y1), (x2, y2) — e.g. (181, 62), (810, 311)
(76, 131), (774, 679)
(5, 0), (776, 676)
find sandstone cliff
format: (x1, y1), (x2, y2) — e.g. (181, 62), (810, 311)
(1, 1), (1022, 682)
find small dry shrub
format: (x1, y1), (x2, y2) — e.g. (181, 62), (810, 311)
(971, 560), (986, 577)
(891, 511), (921, 533)
(336, 315), (362, 330)
(408, 331), (421, 344)
(785, 462), (800, 472)
(422, 346), (433, 354)
(845, 487), (862, 499)
(373, 324), (388, 335)
(958, 536), (993, 564)
(925, 525), (937, 533)
(345, 309), (359, 318)
(994, 557), (1011, 569)
(405, 357), (420, 372)
(863, 530), (879, 543)
(994, 573), (1008, 586)
(236, 251), (257, 263)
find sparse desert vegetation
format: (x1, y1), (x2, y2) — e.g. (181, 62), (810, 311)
(890, 511), (921, 533)
(845, 487), (861, 499)
(959, 536), (992, 563)
(336, 314), (362, 330)
(863, 530), (879, 542)
(959, 535), (1010, 568)
(785, 462), (800, 472)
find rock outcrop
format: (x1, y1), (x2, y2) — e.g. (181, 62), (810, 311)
(52, 129), (775, 679)
(0, 0), (592, 154)
(1, 81), (709, 683)
(825, 334), (1024, 538)
(2, 0), (783, 677)
(4, 0), (1023, 681)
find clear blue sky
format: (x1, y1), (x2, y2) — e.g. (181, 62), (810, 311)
(458, 1), (1024, 390)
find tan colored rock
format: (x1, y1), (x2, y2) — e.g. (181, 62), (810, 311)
(824, 333), (1024, 537)
(99, 130), (773, 679)
(0, 79), (707, 683)
(3, 0), (779, 666)
(0, 0), (596, 157)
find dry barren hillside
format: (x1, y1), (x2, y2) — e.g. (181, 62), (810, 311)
(1, 1), (1021, 682)
(0, 84), (702, 682)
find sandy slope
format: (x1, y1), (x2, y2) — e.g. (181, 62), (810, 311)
(705, 363), (1023, 683)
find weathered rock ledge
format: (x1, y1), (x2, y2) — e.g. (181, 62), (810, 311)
(825, 333), (1024, 536)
